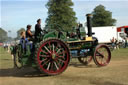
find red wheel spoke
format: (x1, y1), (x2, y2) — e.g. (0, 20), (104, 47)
(58, 56), (65, 59)
(46, 62), (51, 70)
(40, 55), (50, 58)
(44, 46), (51, 54)
(53, 61), (59, 70)
(97, 49), (108, 64)
(55, 51), (65, 60)
(55, 54), (65, 60)
(50, 62), (54, 71)
(48, 42), (51, 51)
(58, 51), (65, 55)
(56, 50), (65, 56)
(42, 59), (50, 66)
(40, 58), (48, 64)
(40, 49), (49, 54)
(58, 59), (66, 63)
(54, 60), (62, 69)
(56, 49), (61, 54)
(96, 50), (104, 58)
(52, 44), (55, 53)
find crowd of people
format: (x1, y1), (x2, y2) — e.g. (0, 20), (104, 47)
(3, 43), (10, 52)
(110, 37), (119, 50)
(110, 37), (128, 50)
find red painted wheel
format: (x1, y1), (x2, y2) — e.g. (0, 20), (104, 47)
(77, 50), (92, 65)
(35, 39), (70, 75)
(93, 44), (111, 67)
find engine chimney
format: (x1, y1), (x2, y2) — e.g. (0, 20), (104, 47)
(86, 14), (92, 37)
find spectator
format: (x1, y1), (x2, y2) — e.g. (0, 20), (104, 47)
(111, 37), (115, 49)
(124, 38), (127, 48)
(115, 38), (119, 50)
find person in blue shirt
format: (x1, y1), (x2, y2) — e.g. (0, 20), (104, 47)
(20, 31), (33, 53)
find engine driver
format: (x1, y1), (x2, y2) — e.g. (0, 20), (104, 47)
(35, 19), (43, 39)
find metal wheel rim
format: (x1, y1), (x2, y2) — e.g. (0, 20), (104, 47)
(94, 45), (111, 66)
(14, 51), (22, 68)
(37, 39), (70, 75)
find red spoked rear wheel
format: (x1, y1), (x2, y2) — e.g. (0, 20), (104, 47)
(35, 39), (70, 75)
(93, 44), (111, 67)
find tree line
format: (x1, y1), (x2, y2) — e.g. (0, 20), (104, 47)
(0, 28), (25, 43)
(0, 28), (14, 43)
(45, 0), (116, 31)
(0, 28), (8, 43)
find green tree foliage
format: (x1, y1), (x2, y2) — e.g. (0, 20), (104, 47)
(92, 5), (116, 27)
(45, 0), (77, 32)
(16, 28), (25, 39)
(0, 28), (8, 42)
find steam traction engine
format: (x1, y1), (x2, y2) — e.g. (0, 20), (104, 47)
(12, 14), (111, 75)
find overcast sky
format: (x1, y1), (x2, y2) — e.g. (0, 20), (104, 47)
(1, 0), (128, 38)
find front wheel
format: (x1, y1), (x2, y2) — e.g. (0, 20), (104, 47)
(93, 44), (111, 67)
(35, 38), (70, 75)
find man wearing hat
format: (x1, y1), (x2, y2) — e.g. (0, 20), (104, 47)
(35, 19), (43, 40)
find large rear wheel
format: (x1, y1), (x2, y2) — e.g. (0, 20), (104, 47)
(35, 38), (70, 75)
(93, 44), (111, 67)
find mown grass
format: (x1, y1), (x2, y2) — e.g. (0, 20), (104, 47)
(0, 47), (128, 85)
(0, 47), (14, 69)
(111, 48), (128, 60)
(0, 46), (128, 69)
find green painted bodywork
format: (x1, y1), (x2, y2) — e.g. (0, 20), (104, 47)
(12, 29), (98, 68)
(43, 31), (58, 39)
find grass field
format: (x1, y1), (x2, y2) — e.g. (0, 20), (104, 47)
(0, 47), (128, 85)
